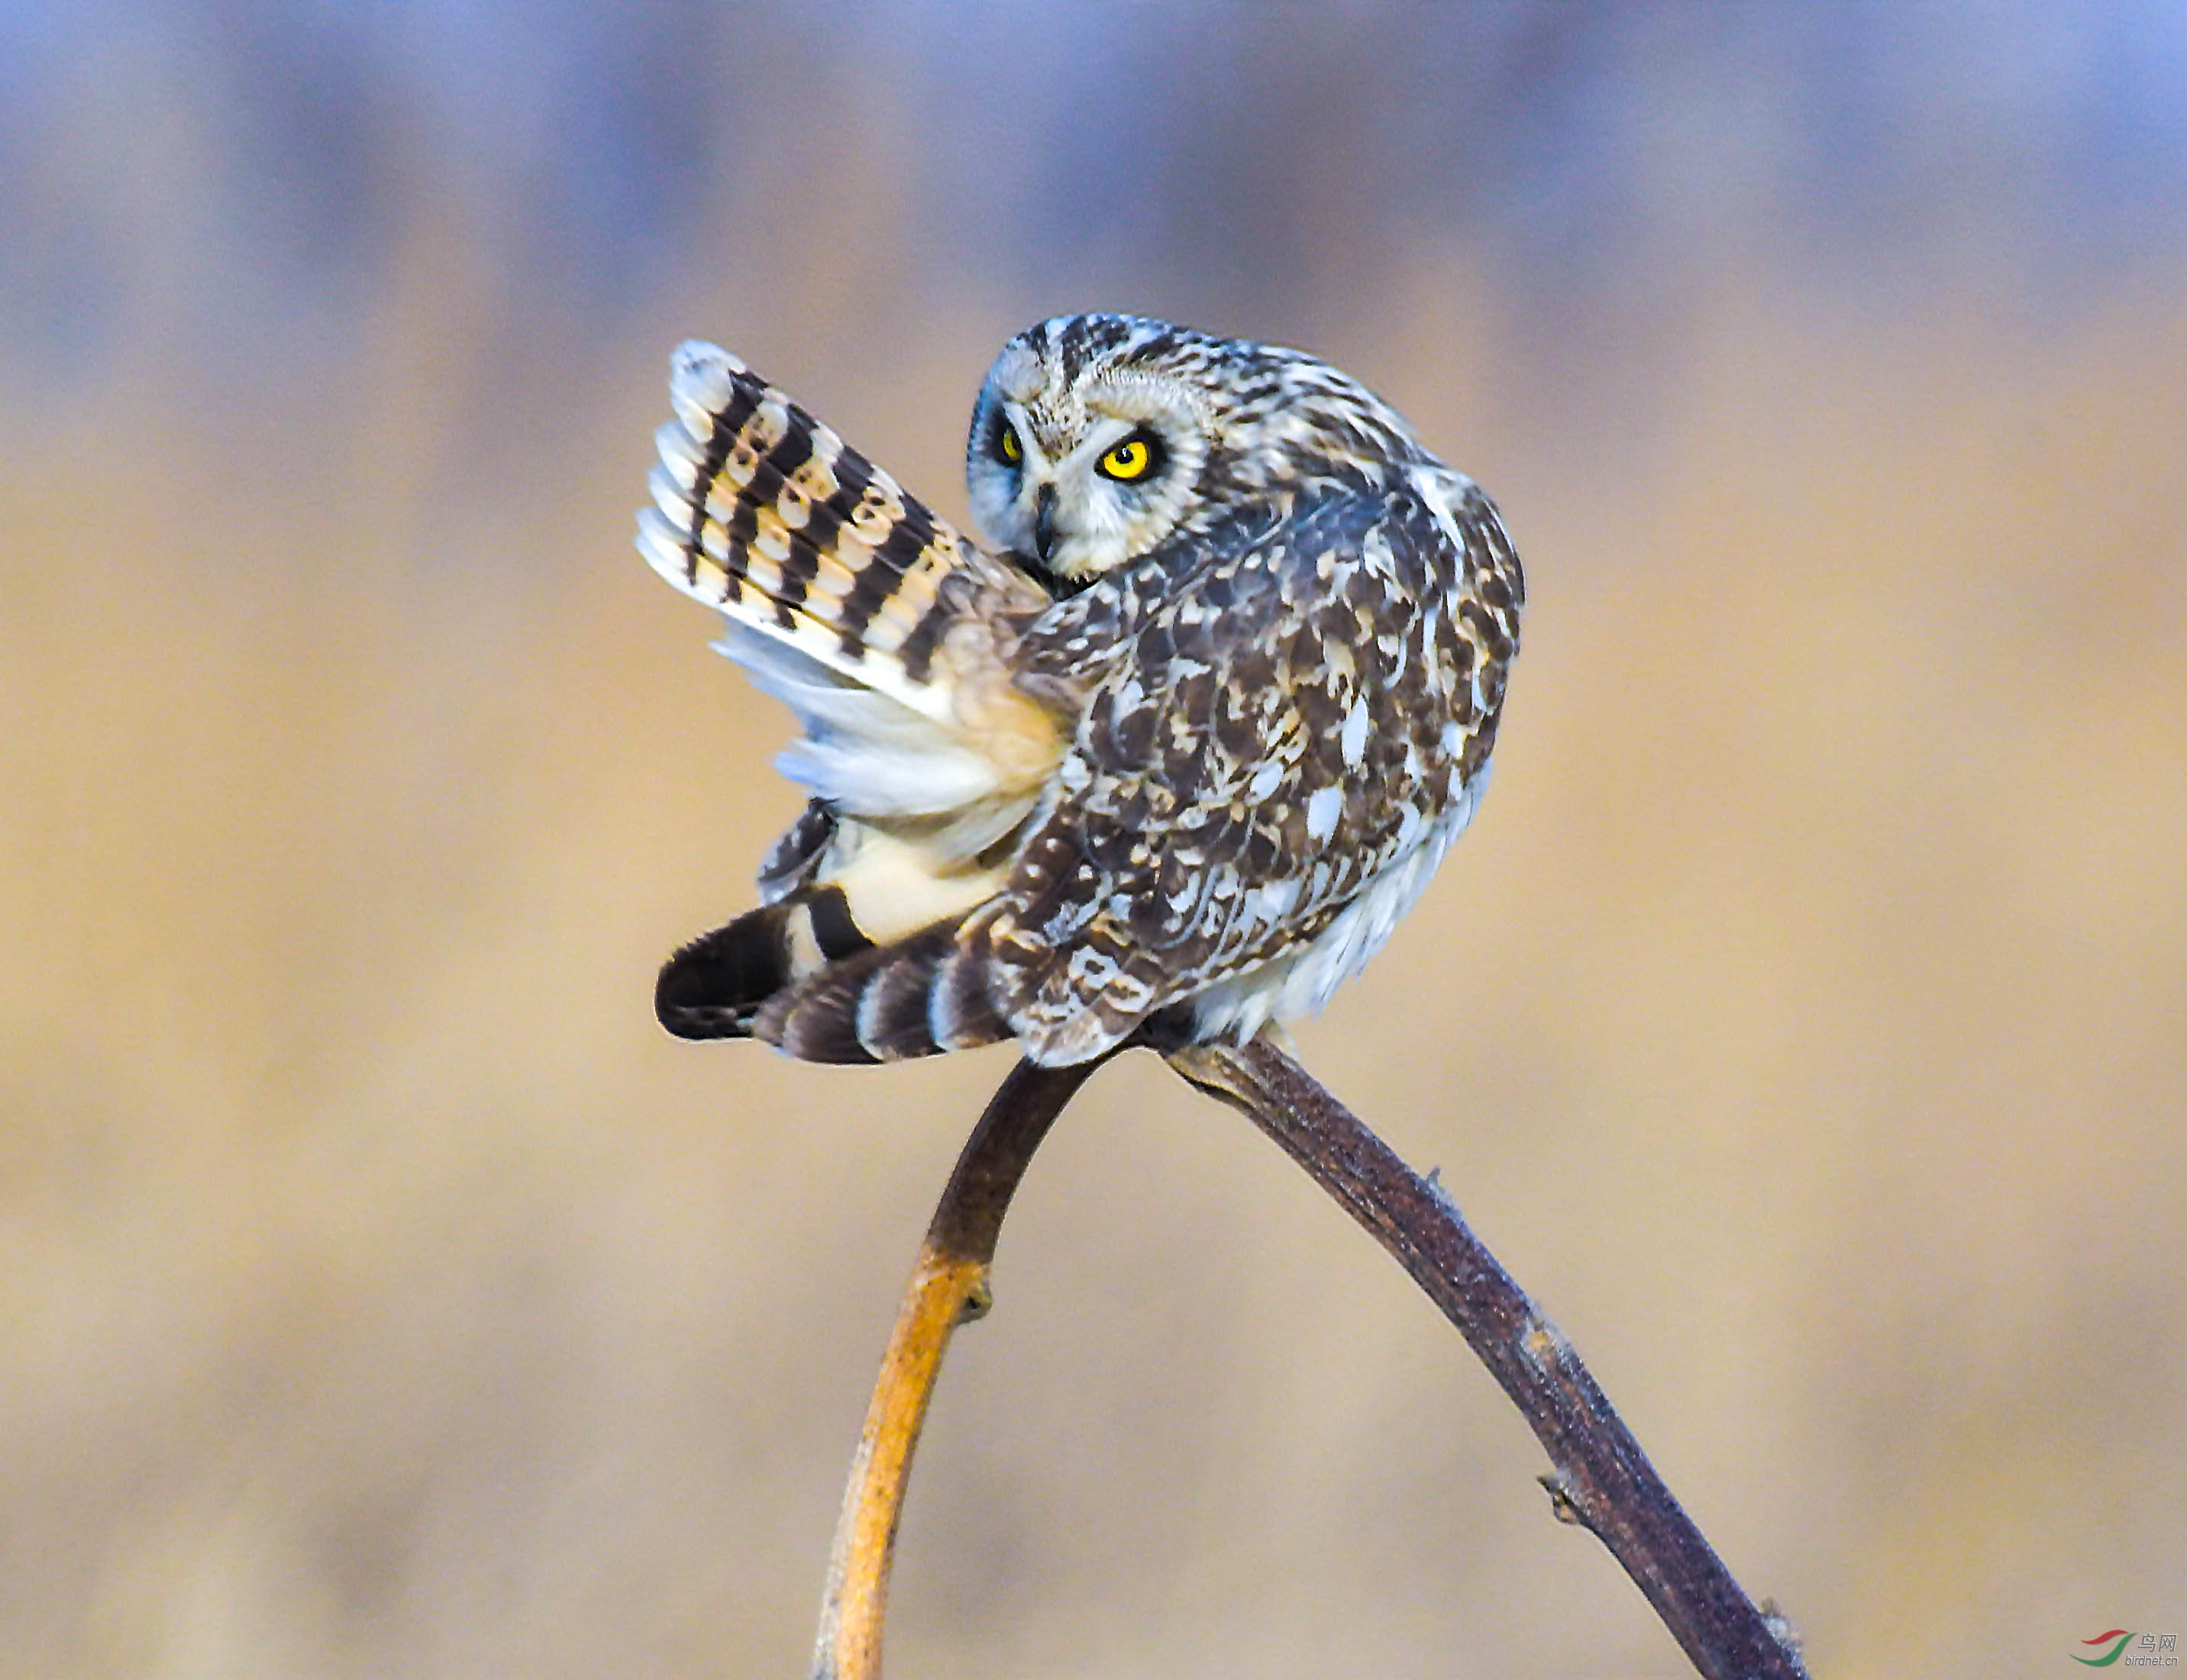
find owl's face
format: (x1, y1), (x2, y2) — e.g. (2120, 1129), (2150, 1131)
(965, 314), (1422, 593)
(965, 315), (1224, 590)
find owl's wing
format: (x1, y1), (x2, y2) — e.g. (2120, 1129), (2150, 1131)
(984, 477), (1521, 1065)
(638, 341), (1061, 816)
(641, 344), (1068, 1048)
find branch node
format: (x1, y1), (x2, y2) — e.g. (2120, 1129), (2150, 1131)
(1759, 1601), (1807, 1665)
(1538, 1469), (1591, 1527)
(958, 1275), (994, 1324)
(1518, 1310), (1575, 1378)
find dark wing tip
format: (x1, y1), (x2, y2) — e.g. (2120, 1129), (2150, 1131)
(655, 906), (793, 1039)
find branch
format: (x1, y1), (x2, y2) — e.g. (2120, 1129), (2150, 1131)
(809, 1054), (1104, 1680)
(806, 1037), (1805, 1680)
(1165, 1038), (1807, 1680)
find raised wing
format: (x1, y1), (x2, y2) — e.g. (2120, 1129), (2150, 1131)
(638, 341), (1057, 775)
(641, 344), (1068, 1052)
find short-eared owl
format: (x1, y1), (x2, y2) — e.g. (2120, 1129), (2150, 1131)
(637, 314), (1522, 1067)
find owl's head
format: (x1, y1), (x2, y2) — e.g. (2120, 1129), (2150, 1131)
(964, 313), (1416, 591)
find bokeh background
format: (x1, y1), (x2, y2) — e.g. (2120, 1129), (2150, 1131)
(5, 5), (2185, 1676)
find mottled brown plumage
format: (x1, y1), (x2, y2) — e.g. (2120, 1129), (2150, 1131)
(638, 315), (1522, 1066)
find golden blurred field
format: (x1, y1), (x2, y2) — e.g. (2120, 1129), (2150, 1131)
(3, 9), (2184, 1677)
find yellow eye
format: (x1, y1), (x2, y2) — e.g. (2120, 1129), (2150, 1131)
(997, 422), (1022, 465)
(1098, 434), (1156, 480)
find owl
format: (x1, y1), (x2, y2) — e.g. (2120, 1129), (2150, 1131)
(637, 314), (1522, 1068)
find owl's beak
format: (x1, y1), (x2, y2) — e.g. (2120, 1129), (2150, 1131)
(1032, 483), (1058, 564)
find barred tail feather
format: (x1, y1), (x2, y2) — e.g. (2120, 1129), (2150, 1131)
(657, 815), (1017, 1058)
(658, 903), (1010, 1065)
(655, 878), (887, 1043)
(754, 916), (1008, 1064)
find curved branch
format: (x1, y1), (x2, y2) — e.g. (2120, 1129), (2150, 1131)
(809, 1055), (1104, 1680)
(1166, 1038), (1807, 1680)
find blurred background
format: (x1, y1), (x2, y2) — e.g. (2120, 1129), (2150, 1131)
(4, 4), (2184, 1676)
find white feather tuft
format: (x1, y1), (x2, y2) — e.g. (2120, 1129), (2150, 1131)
(717, 626), (1004, 818)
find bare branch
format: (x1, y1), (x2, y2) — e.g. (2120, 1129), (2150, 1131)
(809, 1055), (1104, 1680)
(1166, 1037), (1808, 1680)
(806, 1036), (1806, 1678)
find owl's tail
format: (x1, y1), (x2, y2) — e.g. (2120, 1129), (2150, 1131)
(655, 897), (1010, 1064)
